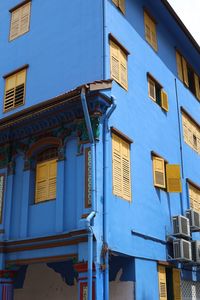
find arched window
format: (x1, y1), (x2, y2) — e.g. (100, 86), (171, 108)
(35, 147), (58, 203)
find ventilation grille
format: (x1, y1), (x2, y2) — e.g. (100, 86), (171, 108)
(173, 239), (192, 261)
(186, 209), (200, 231)
(172, 215), (190, 237)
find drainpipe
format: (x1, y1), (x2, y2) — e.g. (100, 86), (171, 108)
(103, 96), (116, 300)
(174, 79), (184, 215)
(81, 88), (96, 300)
(103, 0), (107, 80)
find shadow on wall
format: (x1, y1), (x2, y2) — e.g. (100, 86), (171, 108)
(14, 263), (78, 300)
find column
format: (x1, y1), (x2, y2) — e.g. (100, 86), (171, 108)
(74, 262), (96, 300)
(55, 147), (65, 232)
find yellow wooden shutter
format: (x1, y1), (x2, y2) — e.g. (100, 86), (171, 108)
(9, 9), (20, 40)
(119, 0), (125, 14)
(194, 73), (200, 100)
(35, 162), (49, 203)
(4, 74), (16, 111)
(173, 269), (182, 300)
(35, 159), (57, 203)
(48, 159), (57, 199)
(120, 49), (128, 90)
(112, 134), (123, 197)
(161, 90), (169, 112)
(121, 139), (131, 201)
(182, 57), (189, 87)
(144, 11), (157, 51)
(158, 266), (167, 300)
(15, 69), (26, 106)
(166, 164), (182, 193)
(110, 41), (120, 82)
(176, 51), (183, 82)
(189, 184), (200, 213)
(148, 78), (156, 101)
(153, 157), (166, 188)
(20, 2), (31, 35)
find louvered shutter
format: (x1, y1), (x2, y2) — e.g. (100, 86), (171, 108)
(176, 51), (183, 81)
(194, 73), (200, 100)
(119, 0), (125, 14)
(121, 140), (131, 201)
(112, 134), (123, 197)
(166, 164), (182, 193)
(182, 57), (189, 87)
(110, 41), (120, 82)
(9, 9), (20, 40)
(4, 75), (16, 111)
(153, 157), (166, 188)
(20, 2), (31, 35)
(161, 90), (169, 112)
(48, 159), (57, 199)
(144, 12), (157, 51)
(158, 266), (167, 300)
(173, 269), (182, 300)
(35, 162), (48, 202)
(189, 184), (200, 213)
(15, 69), (26, 107)
(120, 49), (128, 90)
(148, 78), (156, 101)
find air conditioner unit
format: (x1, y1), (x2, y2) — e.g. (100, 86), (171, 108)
(173, 239), (192, 261)
(191, 241), (200, 263)
(186, 209), (200, 232)
(172, 215), (190, 238)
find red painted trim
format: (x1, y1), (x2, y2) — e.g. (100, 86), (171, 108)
(74, 262), (96, 273)
(0, 270), (16, 279)
(78, 276), (96, 281)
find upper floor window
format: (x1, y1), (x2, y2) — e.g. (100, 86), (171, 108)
(182, 110), (200, 154)
(112, 129), (132, 201)
(3, 66), (27, 112)
(110, 38), (128, 90)
(188, 181), (200, 213)
(144, 11), (157, 51)
(152, 154), (182, 193)
(176, 50), (200, 101)
(112, 0), (125, 14)
(35, 148), (58, 203)
(147, 74), (169, 111)
(9, 1), (31, 41)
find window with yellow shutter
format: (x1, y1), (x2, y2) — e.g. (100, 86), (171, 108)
(35, 148), (58, 203)
(144, 11), (158, 51)
(182, 111), (200, 154)
(158, 266), (168, 300)
(152, 154), (182, 193)
(9, 1), (31, 41)
(176, 50), (200, 101)
(112, 130), (132, 201)
(4, 67), (27, 112)
(110, 38), (128, 90)
(147, 74), (169, 111)
(188, 182), (200, 213)
(112, 0), (125, 14)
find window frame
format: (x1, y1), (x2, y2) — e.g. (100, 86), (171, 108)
(176, 50), (200, 101)
(3, 65), (28, 113)
(112, 0), (125, 14)
(152, 152), (182, 193)
(144, 10), (158, 51)
(181, 108), (200, 154)
(9, 0), (31, 41)
(187, 179), (200, 213)
(112, 128), (132, 202)
(109, 35), (129, 90)
(34, 148), (58, 204)
(147, 74), (169, 111)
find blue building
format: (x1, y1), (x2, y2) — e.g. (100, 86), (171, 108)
(0, 0), (200, 299)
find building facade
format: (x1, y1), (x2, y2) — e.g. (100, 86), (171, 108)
(0, 0), (200, 299)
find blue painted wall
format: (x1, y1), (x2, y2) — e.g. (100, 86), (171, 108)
(0, 0), (104, 117)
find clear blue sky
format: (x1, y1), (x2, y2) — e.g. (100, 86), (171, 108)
(168, 0), (200, 45)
